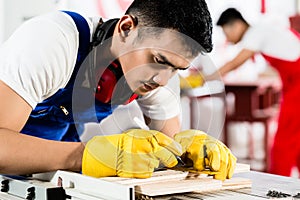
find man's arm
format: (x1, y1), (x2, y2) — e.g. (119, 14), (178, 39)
(137, 74), (182, 138)
(206, 49), (255, 80)
(144, 115), (181, 138)
(0, 81), (84, 175)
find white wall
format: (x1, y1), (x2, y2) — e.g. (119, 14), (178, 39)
(56, 0), (133, 18)
(0, 0), (57, 44)
(0, 0), (134, 44)
(56, 0), (99, 17)
(0, 0), (5, 44)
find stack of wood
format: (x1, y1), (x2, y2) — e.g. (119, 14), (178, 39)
(99, 163), (252, 199)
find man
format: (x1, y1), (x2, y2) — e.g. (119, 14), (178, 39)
(0, 0), (236, 180)
(212, 8), (300, 176)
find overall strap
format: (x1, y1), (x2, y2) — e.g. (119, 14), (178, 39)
(62, 11), (91, 88)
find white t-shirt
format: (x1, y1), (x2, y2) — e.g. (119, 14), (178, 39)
(0, 11), (180, 120)
(240, 19), (300, 61)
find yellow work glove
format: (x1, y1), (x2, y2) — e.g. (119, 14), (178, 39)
(82, 129), (182, 178)
(174, 130), (237, 180)
(180, 74), (204, 89)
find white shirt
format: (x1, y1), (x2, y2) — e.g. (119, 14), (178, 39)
(0, 11), (180, 120)
(240, 19), (300, 61)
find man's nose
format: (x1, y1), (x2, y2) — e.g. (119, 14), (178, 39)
(152, 69), (173, 86)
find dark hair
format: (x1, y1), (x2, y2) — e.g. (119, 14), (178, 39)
(125, 0), (213, 54)
(217, 8), (249, 26)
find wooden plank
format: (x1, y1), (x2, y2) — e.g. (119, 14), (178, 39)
(99, 170), (190, 185)
(222, 177), (252, 190)
(98, 163), (251, 197)
(135, 177), (222, 196)
(133, 175), (251, 196)
(234, 163), (251, 174)
(152, 190), (266, 200)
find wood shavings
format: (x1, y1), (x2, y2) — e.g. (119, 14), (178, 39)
(135, 194), (154, 200)
(266, 190), (291, 198)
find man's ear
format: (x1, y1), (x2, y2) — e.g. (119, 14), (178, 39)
(118, 15), (138, 39)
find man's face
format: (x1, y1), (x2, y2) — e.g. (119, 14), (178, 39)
(222, 21), (244, 44)
(118, 29), (193, 96)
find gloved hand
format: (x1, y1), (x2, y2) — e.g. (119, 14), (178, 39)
(174, 130), (236, 180)
(82, 129), (182, 178)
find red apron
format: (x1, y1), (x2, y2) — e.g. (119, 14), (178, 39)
(262, 30), (300, 176)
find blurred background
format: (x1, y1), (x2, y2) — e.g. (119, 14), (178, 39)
(1, 0), (299, 176)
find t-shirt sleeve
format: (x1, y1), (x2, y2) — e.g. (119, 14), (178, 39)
(240, 25), (266, 52)
(241, 20), (300, 60)
(0, 11), (79, 108)
(136, 74), (181, 120)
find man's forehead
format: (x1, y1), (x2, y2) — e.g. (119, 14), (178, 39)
(145, 42), (194, 62)
(137, 28), (188, 48)
(154, 49), (193, 69)
(132, 27), (201, 59)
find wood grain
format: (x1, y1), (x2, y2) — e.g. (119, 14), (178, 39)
(99, 163), (252, 196)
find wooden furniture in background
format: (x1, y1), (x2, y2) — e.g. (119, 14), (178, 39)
(223, 77), (281, 172)
(290, 15), (300, 34)
(290, 0), (300, 34)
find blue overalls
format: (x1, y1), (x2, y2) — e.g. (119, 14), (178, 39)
(21, 11), (114, 141)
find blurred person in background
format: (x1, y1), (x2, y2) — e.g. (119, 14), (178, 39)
(208, 8), (300, 177)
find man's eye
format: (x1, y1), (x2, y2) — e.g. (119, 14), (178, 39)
(154, 57), (165, 64)
(171, 68), (178, 72)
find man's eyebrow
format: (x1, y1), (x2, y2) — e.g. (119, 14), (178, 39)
(157, 53), (189, 70)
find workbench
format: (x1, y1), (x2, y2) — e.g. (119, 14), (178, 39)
(236, 171), (300, 198)
(148, 171), (300, 200)
(1, 170), (299, 200)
